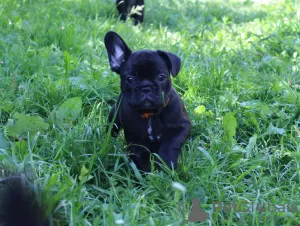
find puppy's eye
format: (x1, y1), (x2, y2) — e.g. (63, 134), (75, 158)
(158, 74), (167, 82)
(125, 76), (134, 83)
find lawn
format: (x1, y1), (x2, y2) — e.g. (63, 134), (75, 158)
(0, 0), (300, 225)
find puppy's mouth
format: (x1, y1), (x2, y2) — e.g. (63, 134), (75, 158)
(143, 99), (153, 107)
(135, 98), (161, 114)
(138, 99), (156, 112)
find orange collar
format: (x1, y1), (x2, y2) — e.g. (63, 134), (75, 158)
(141, 112), (154, 119)
(140, 95), (170, 119)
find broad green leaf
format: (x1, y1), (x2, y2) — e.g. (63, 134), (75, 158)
(260, 104), (270, 117)
(0, 129), (9, 150)
(246, 134), (257, 158)
(55, 97), (82, 122)
(259, 55), (291, 73)
(223, 112), (237, 142)
(6, 113), (49, 138)
(264, 123), (285, 136)
(11, 140), (28, 155)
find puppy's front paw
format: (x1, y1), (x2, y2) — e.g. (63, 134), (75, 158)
(129, 147), (151, 173)
(157, 147), (180, 170)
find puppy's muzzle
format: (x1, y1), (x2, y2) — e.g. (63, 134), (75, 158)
(134, 85), (155, 94)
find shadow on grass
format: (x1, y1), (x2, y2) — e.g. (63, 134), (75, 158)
(144, 0), (267, 30)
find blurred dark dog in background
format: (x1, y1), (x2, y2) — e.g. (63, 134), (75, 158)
(0, 173), (49, 226)
(116, 0), (144, 25)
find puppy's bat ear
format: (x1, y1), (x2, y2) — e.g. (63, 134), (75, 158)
(104, 31), (132, 74)
(157, 50), (181, 77)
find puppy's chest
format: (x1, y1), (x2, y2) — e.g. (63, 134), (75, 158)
(146, 117), (163, 142)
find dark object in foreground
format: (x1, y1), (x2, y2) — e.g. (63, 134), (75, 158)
(116, 0), (144, 25)
(0, 175), (49, 226)
(104, 31), (191, 172)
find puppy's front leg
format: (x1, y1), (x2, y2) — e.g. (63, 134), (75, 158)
(158, 122), (191, 169)
(129, 146), (151, 172)
(116, 0), (127, 21)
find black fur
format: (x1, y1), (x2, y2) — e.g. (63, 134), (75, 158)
(0, 175), (48, 226)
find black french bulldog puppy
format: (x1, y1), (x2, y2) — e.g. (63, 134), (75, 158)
(104, 31), (191, 172)
(115, 0), (144, 25)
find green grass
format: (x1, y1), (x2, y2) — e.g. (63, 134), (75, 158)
(1, 0), (300, 225)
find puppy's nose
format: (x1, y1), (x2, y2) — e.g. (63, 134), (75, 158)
(141, 86), (152, 94)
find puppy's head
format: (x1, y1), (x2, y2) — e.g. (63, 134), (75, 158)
(104, 31), (181, 113)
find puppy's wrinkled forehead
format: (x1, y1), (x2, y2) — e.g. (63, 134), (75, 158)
(125, 50), (167, 77)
